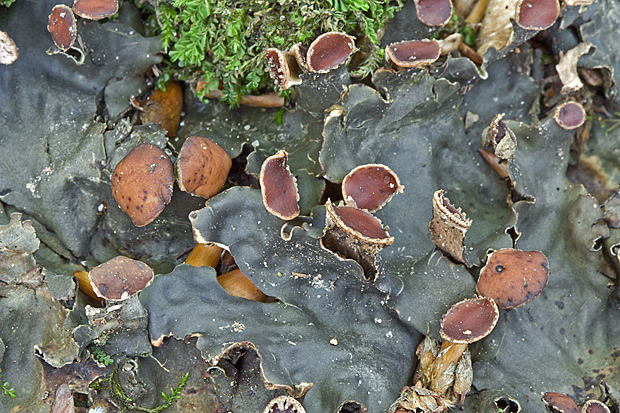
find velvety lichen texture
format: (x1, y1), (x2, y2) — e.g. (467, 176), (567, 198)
(1, 0), (620, 412)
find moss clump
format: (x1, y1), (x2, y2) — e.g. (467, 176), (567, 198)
(146, 0), (403, 104)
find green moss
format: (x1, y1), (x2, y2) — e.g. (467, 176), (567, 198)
(596, 111), (620, 135)
(90, 346), (114, 366)
(90, 363), (189, 413)
(0, 369), (16, 398)
(145, 0), (403, 104)
(431, 11), (477, 47)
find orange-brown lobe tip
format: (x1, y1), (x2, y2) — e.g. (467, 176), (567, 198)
(88, 256), (154, 301)
(111, 143), (175, 227)
(73, 270), (105, 302)
(73, 0), (119, 20)
(177, 136), (232, 199)
(218, 269), (270, 302)
(515, 0), (560, 30)
(260, 150), (300, 220)
(542, 392), (579, 413)
(478, 148), (510, 179)
(307, 32), (355, 73)
(48, 5), (77, 52)
(476, 248), (549, 309)
(342, 164), (403, 212)
(415, 0), (453, 26)
(554, 101), (586, 130)
(386, 39), (441, 68)
(440, 297), (499, 344)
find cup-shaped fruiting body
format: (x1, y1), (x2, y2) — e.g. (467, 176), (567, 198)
(484, 113), (517, 161)
(289, 43), (308, 71)
(177, 136), (232, 199)
(323, 200), (393, 278)
(515, 0), (560, 31)
(259, 150), (300, 220)
(48, 5), (77, 52)
(554, 101), (586, 130)
(325, 200), (394, 246)
(263, 395), (306, 413)
(111, 143), (175, 227)
(386, 39), (441, 69)
(542, 392), (580, 413)
(582, 400), (611, 413)
(429, 190), (472, 264)
(265, 48), (302, 90)
(73, 0), (119, 20)
(306, 32), (356, 73)
(476, 248), (549, 309)
(88, 256), (154, 301)
(0, 31), (18, 65)
(415, 0), (454, 26)
(440, 297), (499, 344)
(342, 164), (403, 212)
(581, 400), (611, 413)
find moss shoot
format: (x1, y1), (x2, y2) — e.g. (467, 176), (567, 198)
(146, 0), (403, 104)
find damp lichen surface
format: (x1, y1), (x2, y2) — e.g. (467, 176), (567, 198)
(0, 0), (619, 412)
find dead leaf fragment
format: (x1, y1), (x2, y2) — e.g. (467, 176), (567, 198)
(0, 30), (18, 64)
(556, 42), (593, 94)
(50, 383), (75, 413)
(477, 0), (517, 57)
